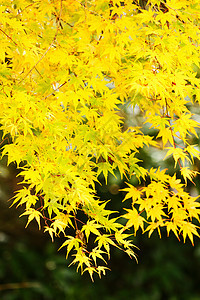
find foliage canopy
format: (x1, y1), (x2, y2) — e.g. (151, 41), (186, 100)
(1, 0), (200, 279)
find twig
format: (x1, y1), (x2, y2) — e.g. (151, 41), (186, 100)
(19, 0), (63, 83)
(15, 1), (39, 16)
(0, 28), (17, 46)
(43, 81), (67, 100)
(0, 282), (41, 291)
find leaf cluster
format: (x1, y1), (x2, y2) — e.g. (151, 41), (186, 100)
(0, 0), (200, 279)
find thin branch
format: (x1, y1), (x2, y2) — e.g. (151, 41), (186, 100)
(15, 1), (39, 16)
(0, 28), (17, 46)
(35, 67), (43, 78)
(43, 81), (67, 100)
(19, 0), (63, 84)
(0, 137), (10, 147)
(0, 282), (41, 291)
(73, 211), (78, 231)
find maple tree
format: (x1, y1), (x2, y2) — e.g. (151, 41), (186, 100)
(1, 0), (200, 279)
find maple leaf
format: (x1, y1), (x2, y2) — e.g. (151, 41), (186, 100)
(20, 208), (43, 230)
(1, 0), (200, 279)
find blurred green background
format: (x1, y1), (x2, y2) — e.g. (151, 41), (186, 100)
(1, 103), (200, 300)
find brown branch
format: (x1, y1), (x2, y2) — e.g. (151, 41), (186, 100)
(0, 28), (17, 46)
(19, 0), (63, 84)
(0, 137), (10, 147)
(73, 211), (79, 231)
(43, 81), (67, 100)
(0, 282), (41, 291)
(16, 2), (39, 15)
